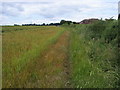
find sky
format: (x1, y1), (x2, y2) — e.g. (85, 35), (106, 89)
(0, 0), (119, 25)
(118, 1), (120, 14)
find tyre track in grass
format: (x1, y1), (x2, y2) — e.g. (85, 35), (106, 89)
(34, 31), (72, 88)
(10, 31), (71, 88)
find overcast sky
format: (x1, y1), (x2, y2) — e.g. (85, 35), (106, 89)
(118, 1), (120, 14)
(0, 0), (119, 25)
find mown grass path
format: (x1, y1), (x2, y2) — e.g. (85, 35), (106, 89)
(25, 31), (71, 88)
(8, 31), (71, 88)
(36, 31), (71, 88)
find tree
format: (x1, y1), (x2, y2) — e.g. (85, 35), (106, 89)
(60, 20), (66, 25)
(41, 23), (45, 26)
(60, 20), (72, 25)
(119, 14), (120, 20)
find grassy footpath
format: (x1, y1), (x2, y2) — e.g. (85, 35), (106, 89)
(2, 26), (65, 88)
(2, 22), (119, 88)
(68, 20), (119, 88)
(18, 31), (70, 88)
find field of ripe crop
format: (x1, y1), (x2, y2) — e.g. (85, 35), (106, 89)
(2, 26), (66, 88)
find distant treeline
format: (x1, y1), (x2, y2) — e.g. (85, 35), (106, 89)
(21, 23), (61, 26)
(14, 20), (78, 26)
(14, 18), (117, 26)
(14, 23), (60, 26)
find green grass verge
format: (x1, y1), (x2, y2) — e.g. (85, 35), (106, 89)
(69, 21), (119, 88)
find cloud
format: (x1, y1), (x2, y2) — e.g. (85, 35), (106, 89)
(2, 2), (24, 17)
(0, 0), (119, 25)
(119, 1), (120, 14)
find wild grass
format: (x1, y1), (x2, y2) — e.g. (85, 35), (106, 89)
(69, 20), (119, 88)
(2, 26), (65, 88)
(2, 21), (119, 88)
